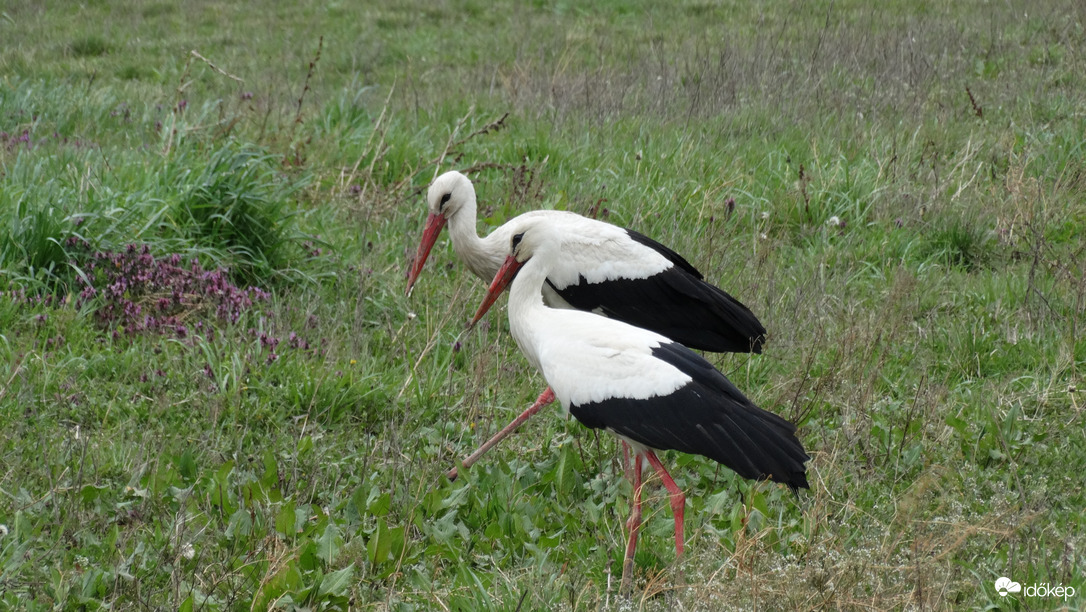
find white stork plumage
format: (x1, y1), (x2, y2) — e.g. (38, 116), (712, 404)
(406, 171), (769, 478)
(472, 221), (809, 592)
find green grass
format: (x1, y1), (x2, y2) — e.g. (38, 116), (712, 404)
(1, 0), (1085, 609)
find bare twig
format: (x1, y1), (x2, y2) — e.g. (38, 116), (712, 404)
(293, 36), (324, 127)
(965, 86), (983, 118)
(190, 50), (245, 84)
(798, 163), (811, 219)
(462, 111), (510, 143)
(430, 109), (512, 179)
(459, 161), (519, 176)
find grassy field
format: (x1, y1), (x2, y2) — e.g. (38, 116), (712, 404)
(2, 0), (1085, 609)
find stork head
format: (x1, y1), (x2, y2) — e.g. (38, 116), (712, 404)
(425, 170), (476, 220)
(405, 171), (477, 296)
(470, 221), (558, 325)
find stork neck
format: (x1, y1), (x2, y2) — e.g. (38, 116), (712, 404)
(508, 257), (549, 326)
(444, 200), (488, 273)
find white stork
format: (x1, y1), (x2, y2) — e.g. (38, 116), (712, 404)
(406, 171), (768, 478)
(472, 221), (809, 592)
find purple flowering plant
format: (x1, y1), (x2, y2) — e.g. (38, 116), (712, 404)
(72, 242), (270, 339)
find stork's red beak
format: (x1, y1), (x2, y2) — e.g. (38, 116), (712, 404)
(405, 212), (448, 296)
(471, 254), (523, 326)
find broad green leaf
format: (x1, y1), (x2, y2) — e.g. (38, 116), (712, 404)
(317, 522), (342, 564)
(555, 444), (582, 497)
(275, 500), (297, 537)
(318, 564), (356, 598)
(297, 435), (314, 456)
(176, 449), (197, 482)
(368, 491), (391, 517)
(80, 484), (109, 504)
(251, 561), (302, 611)
(368, 518), (392, 565)
(224, 508), (252, 540)
(261, 449), (279, 489)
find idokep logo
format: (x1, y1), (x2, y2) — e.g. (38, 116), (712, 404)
(995, 576), (1076, 601)
(995, 577), (1021, 596)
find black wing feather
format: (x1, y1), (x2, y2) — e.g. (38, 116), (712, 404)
(569, 342), (809, 491)
(550, 264), (767, 354)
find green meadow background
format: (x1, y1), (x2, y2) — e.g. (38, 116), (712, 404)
(1, 0), (1084, 609)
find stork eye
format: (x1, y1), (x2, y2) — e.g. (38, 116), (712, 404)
(439, 193), (452, 210)
(510, 232), (525, 252)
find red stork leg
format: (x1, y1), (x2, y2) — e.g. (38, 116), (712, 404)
(620, 452), (645, 594)
(446, 387), (556, 481)
(622, 441), (634, 482)
(643, 450), (686, 557)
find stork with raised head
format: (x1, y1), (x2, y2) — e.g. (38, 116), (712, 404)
(472, 221), (809, 592)
(407, 171), (769, 477)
